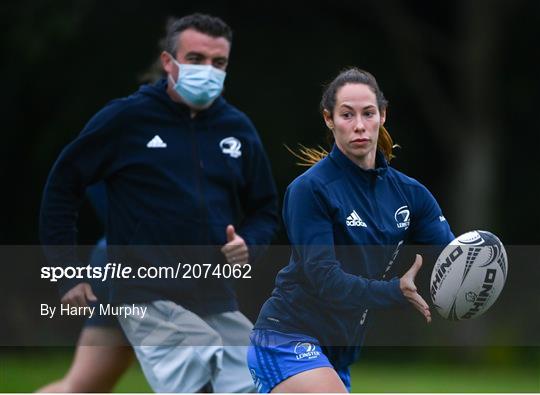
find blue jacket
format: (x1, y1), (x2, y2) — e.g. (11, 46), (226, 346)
(40, 79), (279, 315)
(254, 145), (453, 365)
(86, 182), (108, 226)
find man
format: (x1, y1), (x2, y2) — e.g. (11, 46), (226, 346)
(40, 13), (279, 393)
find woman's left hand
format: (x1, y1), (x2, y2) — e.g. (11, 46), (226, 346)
(400, 254), (432, 323)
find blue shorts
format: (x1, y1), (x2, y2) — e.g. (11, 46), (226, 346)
(247, 329), (351, 393)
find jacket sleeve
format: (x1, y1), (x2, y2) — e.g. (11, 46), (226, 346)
(39, 104), (121, 296)
(410, 183), (455, 245)
(284, 176), (407, 310)
(85, 181), (108, 226)
(236, 124), (279, 263)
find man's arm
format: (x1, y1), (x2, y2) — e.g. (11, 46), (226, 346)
(40, 104), (120, 298)
(235, 128), (279, 264)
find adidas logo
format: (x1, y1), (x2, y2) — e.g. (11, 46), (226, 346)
(147, 135), (167, 148)
(346, 210), (367, 227)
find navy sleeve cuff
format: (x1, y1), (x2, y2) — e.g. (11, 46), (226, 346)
(389, 277), (409, 306)
(238, 233), (271, 265)
(358, 277), (408, 309)
(58, 277), (85, 298)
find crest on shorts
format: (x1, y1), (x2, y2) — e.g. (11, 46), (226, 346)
(294, 342), (320, 360)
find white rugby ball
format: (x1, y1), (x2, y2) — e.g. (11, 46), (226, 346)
(430, 230), (508, 320)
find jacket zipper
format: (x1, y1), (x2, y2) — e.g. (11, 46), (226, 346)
(352, 173), (384, 344)
(371, 174), (384, 232)
(189, 118), (210, 244)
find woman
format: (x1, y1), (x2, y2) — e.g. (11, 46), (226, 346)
(247, 68), (454, 392)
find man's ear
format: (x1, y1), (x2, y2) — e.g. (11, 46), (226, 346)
(160, 51), (175, 76)
(323, 109), (334, 130)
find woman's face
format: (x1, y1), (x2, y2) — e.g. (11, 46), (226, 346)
(324, 83), (386, 169)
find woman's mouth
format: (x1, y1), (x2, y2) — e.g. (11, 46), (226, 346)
(350, 138), (370, 146)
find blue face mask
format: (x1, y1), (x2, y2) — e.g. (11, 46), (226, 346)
(169, 58), (226, 108)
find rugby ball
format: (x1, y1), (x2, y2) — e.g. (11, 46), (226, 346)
(430, 230), (508, 320)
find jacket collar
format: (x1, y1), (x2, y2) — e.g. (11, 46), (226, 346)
(329, 144), (388, 180)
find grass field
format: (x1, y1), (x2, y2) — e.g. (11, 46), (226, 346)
(1, 349), (539, 393)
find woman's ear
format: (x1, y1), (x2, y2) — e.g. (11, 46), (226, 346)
(380, 107), (387, 126)
(323, 109), (334, 130)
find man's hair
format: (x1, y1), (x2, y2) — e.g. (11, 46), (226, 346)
(163, 13), (233, 56)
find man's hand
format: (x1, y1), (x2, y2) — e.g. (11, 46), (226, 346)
(400, 254), (431, 323)
(60, 282), (97, 307)
(220, 225), (249, 266)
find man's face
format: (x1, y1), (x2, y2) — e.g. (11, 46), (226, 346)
(162, 28), (231, 79)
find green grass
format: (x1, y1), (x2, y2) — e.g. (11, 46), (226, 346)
(0, 350), (151, 393)
(349, 362), (539, 392)
(1, 350), (538, 393)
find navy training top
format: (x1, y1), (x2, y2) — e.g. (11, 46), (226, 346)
(254, 145), (454, 366)
(40, 79), (279, 315)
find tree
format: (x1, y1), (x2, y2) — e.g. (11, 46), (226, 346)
(368, 0), (521, 233)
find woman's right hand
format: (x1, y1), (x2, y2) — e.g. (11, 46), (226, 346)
(400, 254), (431, 323)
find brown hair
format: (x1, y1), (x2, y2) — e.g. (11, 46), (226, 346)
(291, 67), (397, 166)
